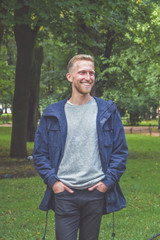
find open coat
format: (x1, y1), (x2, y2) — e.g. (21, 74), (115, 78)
(33, 97), (128, 214)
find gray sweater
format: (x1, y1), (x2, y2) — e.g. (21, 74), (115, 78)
(57, 98), (105, 189)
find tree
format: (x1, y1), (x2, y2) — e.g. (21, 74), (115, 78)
(1, 0), (76, 157)
(96, 0), (160, 124)
(37, 0), (160, 126)
(10, 3), (40, 157)
(27, 46), (43, 142)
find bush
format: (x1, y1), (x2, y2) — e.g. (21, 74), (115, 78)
(0, 114), (12, 124)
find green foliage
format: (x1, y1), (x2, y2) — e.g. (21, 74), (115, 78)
(0, 0), (160, 122)
(0, 114), (12, 124)
(0, 50), (15, 106)
(138, 119), (158, 126)
(0, 0), (64, 29)
(95, 1), (160, 124)
(44, 0), (160, 123)
(39, 36), (73, 109)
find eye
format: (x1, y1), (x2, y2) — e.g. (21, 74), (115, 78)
(79, 71), (86, 75)
(90, 71), (95, 76)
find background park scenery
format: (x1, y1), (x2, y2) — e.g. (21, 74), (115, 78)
(0, 0), (160, 239)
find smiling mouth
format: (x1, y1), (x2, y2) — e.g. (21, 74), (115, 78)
(81, 82), (93, 87)
(83, 83), (90, 86)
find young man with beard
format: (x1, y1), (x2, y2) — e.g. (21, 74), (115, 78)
(33, 54), (128, 240)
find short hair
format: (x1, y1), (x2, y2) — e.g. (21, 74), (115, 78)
(67, 54), (94, 72)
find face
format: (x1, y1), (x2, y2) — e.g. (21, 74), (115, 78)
(66, 60), (95, 96)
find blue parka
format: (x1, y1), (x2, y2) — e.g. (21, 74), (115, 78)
(33, 97), (128, 214)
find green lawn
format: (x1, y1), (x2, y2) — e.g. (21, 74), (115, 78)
(0, 129), (160, 240)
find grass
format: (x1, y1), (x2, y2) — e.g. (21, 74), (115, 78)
(0, 128), (160, 240)
(122, 119), (159, 127)
(0, 127), (34, 157)
(0, 127), (35, 177)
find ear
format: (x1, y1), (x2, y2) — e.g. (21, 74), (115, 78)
(66, 73), (72, 83)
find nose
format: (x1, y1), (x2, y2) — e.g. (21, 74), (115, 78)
(85, 72), (91, 80)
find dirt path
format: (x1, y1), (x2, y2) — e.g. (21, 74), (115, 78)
(0, 124), (12, 127)
(124, 126), (160, 137)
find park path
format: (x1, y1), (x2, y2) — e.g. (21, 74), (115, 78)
(0, 124), (12, 127)
(124, 126), (160, 137)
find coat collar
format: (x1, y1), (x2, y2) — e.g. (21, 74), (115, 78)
(93, 97), (116, 121)
(43, 98), (70, 118)
(43, 96), (115, 119)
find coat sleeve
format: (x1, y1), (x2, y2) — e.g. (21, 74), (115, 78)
(102, 108), (128, 190)
(33, 115), (59, 189)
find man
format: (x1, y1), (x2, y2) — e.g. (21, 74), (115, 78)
(33, 54), (128, 240)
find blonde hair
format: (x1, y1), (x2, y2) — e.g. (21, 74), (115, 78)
(67, 54), (94, 72)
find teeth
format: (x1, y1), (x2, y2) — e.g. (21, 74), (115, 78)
(82, 83), (90, 86)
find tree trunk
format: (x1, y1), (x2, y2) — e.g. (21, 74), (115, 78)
(27, 46), (43, 142)
(0, 20), (4, 48)
(96, 29), (115, 97)
(0, 0), (5, 49)
(10, 5), (38, 158)
(130, 112), (139, 126)
(4, 103), (7, 113)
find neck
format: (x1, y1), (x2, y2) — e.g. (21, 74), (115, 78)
(69, 94), (92, 105)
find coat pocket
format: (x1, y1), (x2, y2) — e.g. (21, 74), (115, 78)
(48, 124), (61, 147)
(103, 126), (113, 147)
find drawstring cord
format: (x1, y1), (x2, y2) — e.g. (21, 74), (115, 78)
(147, 233), (160, 240)
(112, 212), (115, 240)
(42, 211), (48, 240)
(111, 211), (160, 240)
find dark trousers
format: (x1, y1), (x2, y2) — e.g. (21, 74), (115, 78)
(55, 189), (105, 240)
